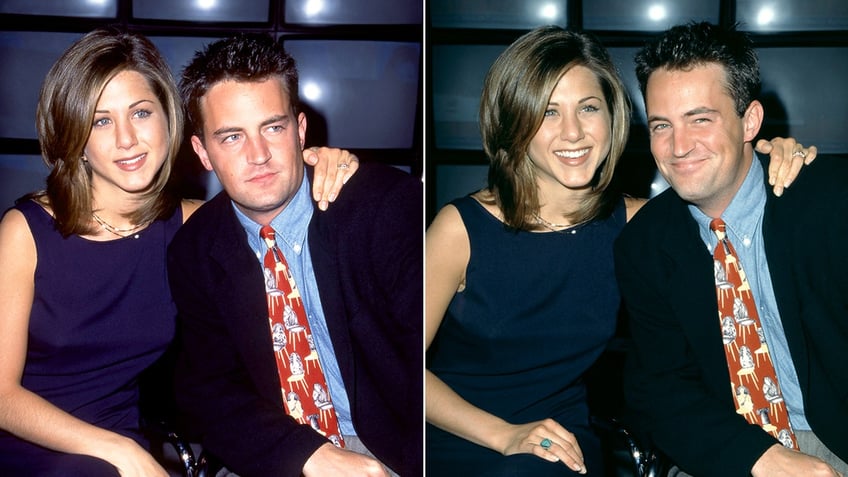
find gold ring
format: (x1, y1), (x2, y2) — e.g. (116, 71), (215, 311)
(792, 150), (807, 158)
(337, 163), (350, 170)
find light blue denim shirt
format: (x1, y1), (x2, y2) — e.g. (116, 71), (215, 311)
(233, 169), (355, 436)
(688, 156), (810, 431)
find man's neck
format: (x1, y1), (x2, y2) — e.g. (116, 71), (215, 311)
(695, 147), (755, 218)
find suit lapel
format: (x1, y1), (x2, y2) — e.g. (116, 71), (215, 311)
(659, 202), (737, 394)
(762, 191), (810, 390)
(206, 198), (284, 403)
(307, 214), (356, 392)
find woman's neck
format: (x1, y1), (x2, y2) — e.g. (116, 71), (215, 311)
(536, 183), (588, 226)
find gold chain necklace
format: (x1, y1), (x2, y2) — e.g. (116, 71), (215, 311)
(532, 213), (588, 234)
(91, 212), (149, 238)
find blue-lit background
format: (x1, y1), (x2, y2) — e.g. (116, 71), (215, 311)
(427, 0), (848, 218)
(0, 0), (422, 208)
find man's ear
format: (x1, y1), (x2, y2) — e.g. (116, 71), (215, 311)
(191, 135), (214, 172)
(743, 100), (764, 143)
(297, 112), (307, 150)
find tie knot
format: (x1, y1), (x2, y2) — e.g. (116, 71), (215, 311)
(710, 218), (726, 240)
(260, 225), (277, 244)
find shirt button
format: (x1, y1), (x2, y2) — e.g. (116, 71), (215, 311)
(293, 243), (302, 253)
(742, 237), (752, 247)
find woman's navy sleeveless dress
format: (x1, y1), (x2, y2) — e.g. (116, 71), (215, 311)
(0, 200), (181, 475)
(427, 195), (626, 476)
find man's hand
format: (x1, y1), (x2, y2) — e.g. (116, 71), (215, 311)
(302, 443), (390, 477)
(752, 444), (842, 477)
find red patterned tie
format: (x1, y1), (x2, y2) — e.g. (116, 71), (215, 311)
(260, 225), (344, 448)
(710, 218), (798, 450)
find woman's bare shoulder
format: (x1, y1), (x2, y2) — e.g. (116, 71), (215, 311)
(624, 196), (648, 222)
(180, 198), (204, 223)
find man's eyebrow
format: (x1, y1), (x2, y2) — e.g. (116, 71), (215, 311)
(212, 126), (244, 137)
(261, 114), (289, 128)
(647, 107), (719, 123)
(684, 107), (719, 117)
(211, 115), (290, 137)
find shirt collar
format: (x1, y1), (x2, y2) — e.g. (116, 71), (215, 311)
(233, 167), (313, 256)
(689, 154), (766, 246)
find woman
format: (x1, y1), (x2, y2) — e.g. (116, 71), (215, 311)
(425, 25), (813, 476)
(0, 28), (355, 476)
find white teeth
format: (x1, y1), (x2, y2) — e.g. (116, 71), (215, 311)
(118, 154), (144, 165)
(555, 148), (589, 159)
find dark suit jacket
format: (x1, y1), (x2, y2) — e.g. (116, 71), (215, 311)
(167, 164), (423, 477)
(614, 155), (848, 476)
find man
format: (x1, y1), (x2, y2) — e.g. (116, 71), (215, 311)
(614, 22), (848, 476)
(167, 33), (422, 476)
